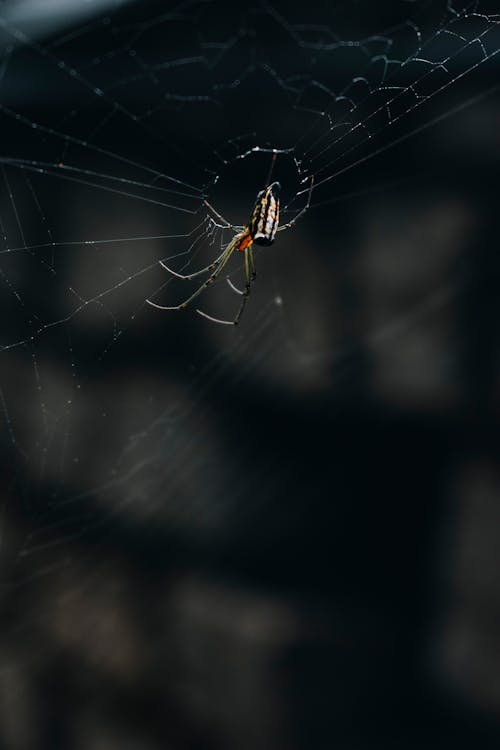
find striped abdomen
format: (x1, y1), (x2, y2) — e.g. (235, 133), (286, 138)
(248, 181), (280, 246)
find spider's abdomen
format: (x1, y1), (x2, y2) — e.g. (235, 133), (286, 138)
(249, 181), (280, 246)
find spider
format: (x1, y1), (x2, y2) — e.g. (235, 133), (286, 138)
(146, 162), (314, 326)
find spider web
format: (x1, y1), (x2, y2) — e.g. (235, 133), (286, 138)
(0, 0), (499, 745)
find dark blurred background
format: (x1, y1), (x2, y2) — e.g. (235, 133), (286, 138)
(1, 1), (500, 748)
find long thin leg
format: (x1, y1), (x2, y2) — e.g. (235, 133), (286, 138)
(196, 245), (254, 326)
(232, 245), (252, 325)
(277, 175), (314, 232)
(225, 246), (256, 295)
(248, 246), (256, 280)
(147, 235), (240, 311)
(263, 152), (277, 189)
(203, 200), (242, 230)
(158, 246), (227, 281)
(226, 277), (245, 295)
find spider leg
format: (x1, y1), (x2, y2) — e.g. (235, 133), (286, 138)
(225, 250), (255, 295)
(197, 245), (255, 326)
(263, 151), (278, 189)
(195, 309), (239, 326)
(147, 235), (240, 312)
(158, 246), (227, 281)
(226, 277), (245, 295)
(249, 246), (256, 280)
(277, 174), (314, 232)
(203, 199), (242, 230)
(232, 245), (253, 325)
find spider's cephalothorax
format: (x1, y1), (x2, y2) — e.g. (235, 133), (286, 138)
(248, 181), (280, 246)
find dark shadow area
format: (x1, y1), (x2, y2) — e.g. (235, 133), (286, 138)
(1, 1), (500, 748)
